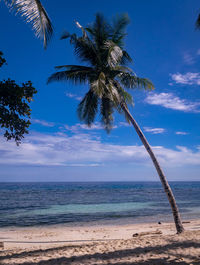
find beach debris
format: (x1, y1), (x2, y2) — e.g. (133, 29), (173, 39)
(132, 230), (162, 237)
(0, 242), (4, 249)
(158, 221), (162, 224)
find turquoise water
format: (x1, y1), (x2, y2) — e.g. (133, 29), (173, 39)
(4, 202), (151, 217)
(0, 182), (199, 227)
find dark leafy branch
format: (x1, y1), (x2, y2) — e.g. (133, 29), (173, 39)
(0, 51), (37, 144)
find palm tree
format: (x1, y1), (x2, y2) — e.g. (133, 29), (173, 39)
(2, 0), (53, 48)
(48, 13), (184, 234)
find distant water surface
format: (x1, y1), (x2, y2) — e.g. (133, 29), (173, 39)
(0, 182), (200, 227)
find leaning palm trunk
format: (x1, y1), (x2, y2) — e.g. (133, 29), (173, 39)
(47, 13), (185, 234)
(121, 102), (184, 234)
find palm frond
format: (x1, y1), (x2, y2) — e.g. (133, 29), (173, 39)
(104, 40), (123, 67)
(87, 13), (111, 49)
(100, 96), (114, 132)
(113, 80), (133, 110)
(54, 65), (93, 71)
(72, 36), (98, 66)
(121, 50), (133, 65)
(85, 27), (94, 35)
(60, 31), (71, 40)
(136, 77), (155, 90)
(0, 51), (6, 67)
(111, 13), (130, 46)
(196, 13), (200, 29)
(90, 72), (106, 98)
(5, 0), (53, 48)
(61, 24), (99, 67)
(105, 79), (121, 105)
(77, 90), (98, 126)
(47, 67), (94, 84)
(118, 87), (133, 105)
(113, 80), (132, 123)
(110, 66), (133, 78)
(119, 73), (154, 90)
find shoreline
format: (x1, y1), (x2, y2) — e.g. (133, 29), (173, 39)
(0, 211), (199, 229)
(1, 208), (200, 228)
(1, 218), (200, 246)
(1, 218), (200, 264)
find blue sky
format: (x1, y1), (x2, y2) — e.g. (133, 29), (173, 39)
(0, 0), (200, 181)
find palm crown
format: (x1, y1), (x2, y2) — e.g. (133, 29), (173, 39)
(48, 13), (154, 131)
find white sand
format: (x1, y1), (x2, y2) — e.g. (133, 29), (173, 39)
(0, 219), (200, 264)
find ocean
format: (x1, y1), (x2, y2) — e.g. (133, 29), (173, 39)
(0, 181), (200, 227)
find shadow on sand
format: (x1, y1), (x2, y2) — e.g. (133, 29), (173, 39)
(0, 239), (200, 264)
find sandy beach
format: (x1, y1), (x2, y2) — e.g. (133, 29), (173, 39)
(0, 219), (200, 264)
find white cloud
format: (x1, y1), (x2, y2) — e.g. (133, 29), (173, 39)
(145, 92), (200, 113)
(197, 49), (200, 55)
(170, 72), (200, 85)
(1, 132), (200, 168)
(183, 52), (195, 65)
(66, 93), (82, 101)
(65, 122), (118, 132)
(67, 163), (100, 167)
(175, 131), (189, 135)
(65, 122), (104, 132)
(64, 121), (133, 132)
(79, 123), (104, 130)
(143, 127), (166, 134)
(119, 122), (131, 127)
(32, 119), (55, 127)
